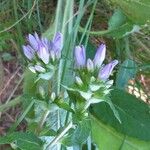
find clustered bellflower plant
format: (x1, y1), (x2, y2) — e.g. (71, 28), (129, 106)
(23, 32), (63, 80)
(65, 44), (118, 119)
(22, 32), (119, 149)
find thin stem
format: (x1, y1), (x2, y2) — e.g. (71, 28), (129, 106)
(0, 96), (21, 112)
(45, 122), (73, 150)
(36, 109), (50, 134)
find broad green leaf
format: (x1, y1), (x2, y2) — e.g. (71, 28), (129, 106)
(91, 116), (150, 150)
(62, 119), (91, 146)
(90, 88), (150, 140)
(108, 9), (127, 29)
(23, 69), (37, 96)
(111, 0), (150, 25)
(116, 59), (137, 89)
(0, 132), (43, 150)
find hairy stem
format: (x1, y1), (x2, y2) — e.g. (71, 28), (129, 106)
(45, 122), (73, 150)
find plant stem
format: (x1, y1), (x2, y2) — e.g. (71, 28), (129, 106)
(36, 109), (50, 135)
(0, 96), (21, 112)
(45, 122), (73, 150)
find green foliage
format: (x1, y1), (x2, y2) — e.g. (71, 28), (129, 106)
(111, 0), (150, 25)
(116, 59), (137, 89)
(90, 88), (150, 140)
(108, 9), (127, 30)
(62, 119), (91, 147)
(91, 116), (150, 150)
(0, 132), (43, 150)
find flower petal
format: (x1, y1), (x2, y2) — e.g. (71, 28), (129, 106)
(23, 45), (34, 60)
(37, 43), (50, 64)
(93, 44), (106, 68)
(98, 60), (118, 80)
(28, 34), (39, 50)
(52, 32), (63, 52)
(74, 45), (86, 68)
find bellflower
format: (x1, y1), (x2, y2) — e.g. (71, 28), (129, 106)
(75, 45), (86, 68)
(28, 33), (39, 50)
(23, 32), (63, 78)
(22, 45), (35, 60)
(23, 32), (63, 64)
(51, 32), (63, 53)
(98, 60), (118, 80)
(93, 44), (106, 68)
(37, 43), (50, 64)
(74, 43), (118, 81)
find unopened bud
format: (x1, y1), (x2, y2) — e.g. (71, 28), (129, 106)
(90, 76), (96, 82)
(51, 92), (56, 101)
(87, 59), (94, 72)
(28, 66), (36, 73)
(39, 86), (45, 98)
(75, 76), (83, 86)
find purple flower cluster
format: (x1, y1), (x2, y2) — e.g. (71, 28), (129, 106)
(23, 32), (63, 73)
(75, 44), (118, 81)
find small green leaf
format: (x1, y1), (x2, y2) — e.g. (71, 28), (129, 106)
(116, 59), (137, 89)
(0, 132), (43, 150)
(62, 119), (91, 146)
(108, 9), (127, 29)
(111, 0), (150, 25)
(38, 71), (54, 80)
(107, 23), (140, 39)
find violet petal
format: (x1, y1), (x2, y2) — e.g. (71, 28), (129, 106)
(93, 44), (106, 68)
(75, 45), (86, 68)
(23, 45), (34, 60)
(37, 43), (50, 64)
(98, 60), (118, 80)
(28, 34), (39, 50)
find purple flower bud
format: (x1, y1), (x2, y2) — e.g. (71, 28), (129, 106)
(87, 59), (94, 72)
(37, 43), (50, 64)
(23, 45), (34, 60)
(52, 32), (63, 52)
(35, 65), (46, 72)
(98, 60), (118, 80)
(28, 34), (39, 50)
(75, 45), (86, 68)
(93, 44), (106, 68)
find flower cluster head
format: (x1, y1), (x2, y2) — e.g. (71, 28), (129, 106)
(74, 44), (118, 81)
(65, 44), (118, 110)
(22, 32), (63, 75)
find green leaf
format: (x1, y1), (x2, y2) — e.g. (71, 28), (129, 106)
(108, 9), (127, 29)
(111, 0), (150, 25)
(107, 23), (140, 39)
(91, 116), (150, 150)
(1, 52), (14, 62)
(62, 119), (91, 146)
(116, 59), (137, 89)
(0, 132), (43, 150)
(23, 69), (37, 96)
(90, 88), (150, 141)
